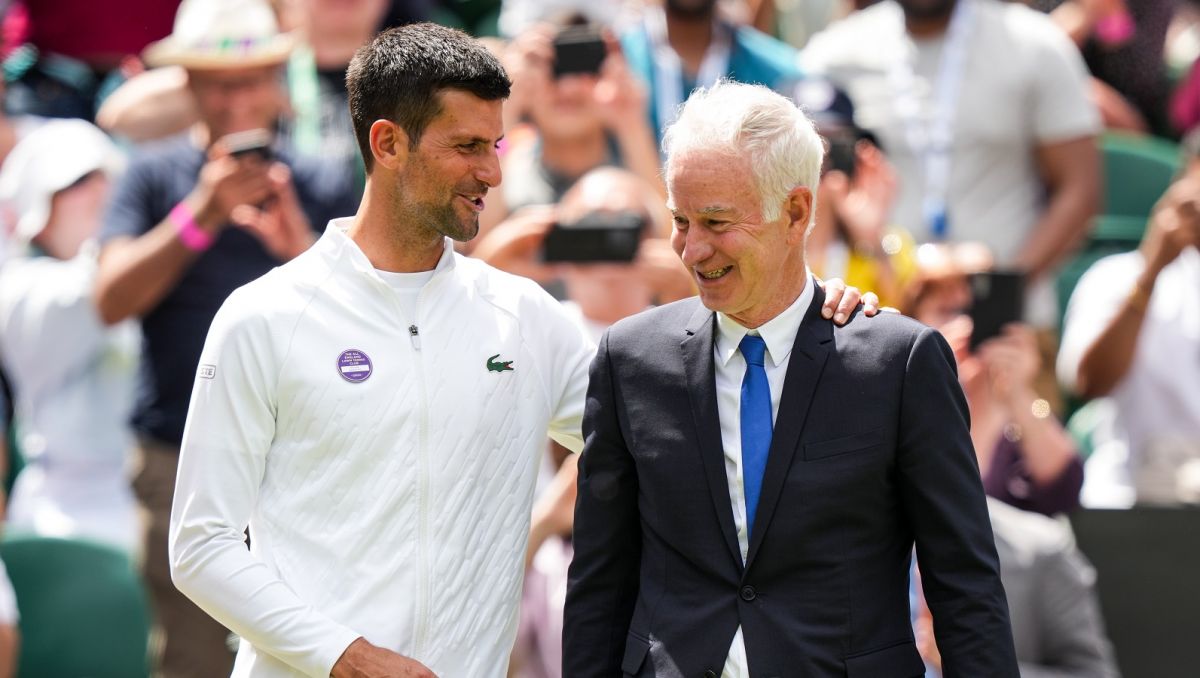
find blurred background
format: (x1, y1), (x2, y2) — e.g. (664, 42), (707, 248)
(0, 0), (1197, 676)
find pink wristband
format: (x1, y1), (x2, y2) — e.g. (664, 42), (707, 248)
(169, 202), (214, 252)
(1095, 10), (1135, 46)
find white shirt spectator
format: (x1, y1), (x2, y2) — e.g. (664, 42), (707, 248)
(801, 0), (1100, 265)
(1057, 248), (1200, 506)
(0, 244), (141, 553)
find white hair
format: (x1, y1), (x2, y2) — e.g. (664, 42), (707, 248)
(662, 80), (823, 225)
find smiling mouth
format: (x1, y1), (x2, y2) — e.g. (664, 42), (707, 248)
(458, 194), (485, 211)
(698, 266), (732, 280)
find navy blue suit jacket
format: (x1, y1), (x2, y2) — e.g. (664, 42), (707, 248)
(563, 289), (1019, 677)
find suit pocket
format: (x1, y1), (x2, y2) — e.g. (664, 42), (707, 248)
(804, 427), (888, 461)
(843, 641), (924, 677)
(621, 630), (651, 675)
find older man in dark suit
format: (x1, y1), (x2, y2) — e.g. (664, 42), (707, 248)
(563, 81), (1019, 678)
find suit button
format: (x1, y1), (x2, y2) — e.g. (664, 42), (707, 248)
(740, 585), (756, 601)
(703, 671), (718, 678)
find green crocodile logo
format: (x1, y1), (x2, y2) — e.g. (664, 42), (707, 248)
(487, 354), (514, 373)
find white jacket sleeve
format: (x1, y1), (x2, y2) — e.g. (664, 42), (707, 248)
(169, 289), (361, 677)
(537, 294), (595, 455)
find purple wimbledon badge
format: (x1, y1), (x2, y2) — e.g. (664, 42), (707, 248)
(337, 349), (373, 383)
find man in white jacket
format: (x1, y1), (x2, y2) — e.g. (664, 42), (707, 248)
(169, 22), (874, 678)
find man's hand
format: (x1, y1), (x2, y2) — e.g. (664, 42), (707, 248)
(231, 163), (316, 261)
(817, 278), (881, 325)
(594, 35), (649, 134)
(977, 323), (1040, 411)
(1141, 176), (1200, 281)
(187, 143), (274, 230)
(470, 205), (560, 281)
(635, 238), (696, 303)
(330, 638), (437, 678)
(824, 142), (898, 257)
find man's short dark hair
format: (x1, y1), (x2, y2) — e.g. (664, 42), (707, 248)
(346, 23), (511, 172)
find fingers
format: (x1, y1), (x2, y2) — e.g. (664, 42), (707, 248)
(860, 291), (880, 317)
(819, 278), (843, 320)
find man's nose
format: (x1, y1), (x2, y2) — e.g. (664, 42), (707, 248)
(476, 147), (502, 188)
(677, 226), (712, 267)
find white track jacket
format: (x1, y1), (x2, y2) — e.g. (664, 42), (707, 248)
(170, 219), (593, 677)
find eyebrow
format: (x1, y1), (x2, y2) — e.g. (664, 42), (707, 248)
(697, 205), (735, 216)
(452, 135), (504, 145)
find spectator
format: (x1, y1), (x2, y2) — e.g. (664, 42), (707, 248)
(1047, 0), (1175, 136)
(98, 0), (388, 192)
(904, 243), (1084, 515)
(92, 1), (357, 675)
(1057, 142), (1200, 507)
(795, 79), (918, 308)
(801, 0), (1101, 330)
(480, 18), (661, 241)
(916, 497), (1121, 677)
(0, 557), (15, 678)
(2, 0), (179, 120)
(620, 0), (803, 143)
(0, 120), (139, 553)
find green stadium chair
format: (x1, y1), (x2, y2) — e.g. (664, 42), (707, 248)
(1100, 133), (1180, 221)
(0, 535), (150, 678)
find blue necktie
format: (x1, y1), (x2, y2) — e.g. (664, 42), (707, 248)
(739, 334), (772, 536)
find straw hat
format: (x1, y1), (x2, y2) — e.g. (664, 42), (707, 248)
(143, 0), (296, 70)
(0, 120), (126, 245)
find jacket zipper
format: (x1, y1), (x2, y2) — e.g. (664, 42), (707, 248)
(411, 296), (431, 658)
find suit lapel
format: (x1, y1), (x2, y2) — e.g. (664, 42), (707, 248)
(745, 286), (833, 570)
(681, 303), (744, 572)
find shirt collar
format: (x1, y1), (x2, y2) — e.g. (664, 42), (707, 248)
(319, 217), (457, 280)
(715, 270), (815, 368)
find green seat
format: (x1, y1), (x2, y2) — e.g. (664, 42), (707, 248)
(0, 535), (150, 678)
(1100, 133), (1180, 220)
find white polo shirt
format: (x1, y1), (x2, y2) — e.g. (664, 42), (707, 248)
(170, 219), (594, 678)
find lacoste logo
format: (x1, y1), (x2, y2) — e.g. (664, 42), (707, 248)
(487, 354), (514, 373)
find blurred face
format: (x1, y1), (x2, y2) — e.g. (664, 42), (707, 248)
(36, 172), (110, 260)
(911, 275), (973, 330)
(668, 148), (810, 327)
(187, 65), (285, 141)
(896, 0), (958, 20)
(395, 90), (504, 242)
(666, 0), (719, 19)
(307, 0), (388, 40)
(558, 176), (652, 281)
(529, 72), (604, 138)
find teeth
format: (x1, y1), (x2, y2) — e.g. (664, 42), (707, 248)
(700, 266), (731, 280)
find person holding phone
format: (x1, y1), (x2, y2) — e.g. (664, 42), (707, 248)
(903, 243), (1084, 516)
(476, 16), (662, 248)
(91, 1), (358, 675)
(1058, 146), (1200, 507)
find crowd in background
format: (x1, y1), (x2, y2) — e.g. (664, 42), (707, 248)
(0, 0), (1196, 676)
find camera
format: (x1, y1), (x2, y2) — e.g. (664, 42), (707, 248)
(552, 26), (607, 79)
(543, 211), (645, 263)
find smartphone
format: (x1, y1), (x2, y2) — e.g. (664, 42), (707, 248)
(552, 26), (606, 79)
(543, 211), (644, 263)
(222, 128), (274, 161)
(968, 271), (1025, 350)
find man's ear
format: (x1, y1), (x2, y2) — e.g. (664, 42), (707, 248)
(785, 186), (814, 245)
(370, 120), (409, 172)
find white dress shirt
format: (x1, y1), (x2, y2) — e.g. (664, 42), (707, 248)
(713, 273), (815, 678)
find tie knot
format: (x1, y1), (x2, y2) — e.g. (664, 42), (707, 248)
(740, 334), (768, 367)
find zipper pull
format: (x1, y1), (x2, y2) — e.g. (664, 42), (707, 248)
(409, 325), (421, 351)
